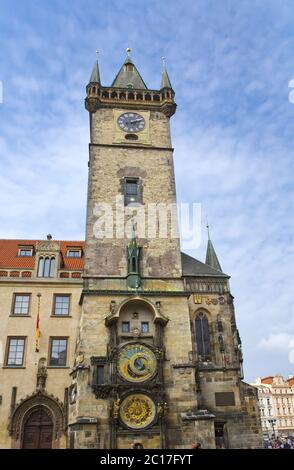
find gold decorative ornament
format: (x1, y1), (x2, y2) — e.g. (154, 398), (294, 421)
(119, 394), (156, 429)
(113, 399), (120, 419)
(194, 294), (202, 304)
(117, 344), (157, 383)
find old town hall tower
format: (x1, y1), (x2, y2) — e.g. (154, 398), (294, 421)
(67, 51), (262, 449)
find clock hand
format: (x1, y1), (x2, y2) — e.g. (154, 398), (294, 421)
(130, 118), (144, 124)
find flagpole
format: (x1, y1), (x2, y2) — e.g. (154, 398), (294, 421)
(35, 293), (41, 352)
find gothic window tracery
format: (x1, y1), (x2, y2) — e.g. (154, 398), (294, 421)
(195, 312), (211, 361)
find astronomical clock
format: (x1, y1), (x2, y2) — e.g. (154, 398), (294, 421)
(115, 343), (159, 430)
(90, 297), (168, 446)
(117, 343), (157, 383)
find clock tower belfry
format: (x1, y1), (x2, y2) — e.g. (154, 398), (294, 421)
(68, 51), (262, 450)
(68, 51), (197, 449)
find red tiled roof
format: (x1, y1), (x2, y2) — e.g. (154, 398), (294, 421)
(261, 376), (274, 385)
(288, 377), (294, 386)
(0, 239), (85, 271)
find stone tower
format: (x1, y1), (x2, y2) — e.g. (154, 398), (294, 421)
(68, 51), (262, 449)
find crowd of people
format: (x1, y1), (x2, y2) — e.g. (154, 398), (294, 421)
(264, 436), (294, 449)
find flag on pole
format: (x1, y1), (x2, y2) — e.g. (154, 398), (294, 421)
(35, 294), (41, 352)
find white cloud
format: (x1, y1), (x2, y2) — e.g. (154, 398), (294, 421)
(0, 0), (293, 383)
(258, 333), (294, 352)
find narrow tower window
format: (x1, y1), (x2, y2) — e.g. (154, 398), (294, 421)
(195, 313), (211, 360)
(124, 178), (140, 205)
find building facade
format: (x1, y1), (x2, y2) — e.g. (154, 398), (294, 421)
(0, 52), (262, 449)
(0, 238), (84, 448)
(252, 375), (294, 438)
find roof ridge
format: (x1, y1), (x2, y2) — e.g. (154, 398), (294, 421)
(181, 251), (229, 278)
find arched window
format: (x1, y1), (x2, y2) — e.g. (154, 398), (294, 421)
(195, 313), (211, 360)
(43, 257), (50, 277)
(37, 257), (44, 277)
(38, 257), (55, 278)
(49, 257), (55, 277)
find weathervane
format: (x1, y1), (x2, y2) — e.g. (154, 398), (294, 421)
(206, 216), (211, 240)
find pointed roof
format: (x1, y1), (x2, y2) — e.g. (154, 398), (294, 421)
(205, 225), (223, 272)
(89, 59), (101, 84)
(181, 252), (229, 278)
(160, 59), (173, 89)
(112, 49), (147, 89)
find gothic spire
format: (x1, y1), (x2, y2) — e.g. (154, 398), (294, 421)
(89, 51), (101, 84)
(160, 57), (173, 89)
(205, 224), (222, 272)
(111, 48), (147, 89)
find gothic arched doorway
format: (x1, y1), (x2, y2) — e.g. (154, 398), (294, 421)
(22, 406), (53, 449)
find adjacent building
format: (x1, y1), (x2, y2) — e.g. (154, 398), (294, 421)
(0, 238), (84, 448)
(252, 375), (294, 437)
(0, 52), (262, 449)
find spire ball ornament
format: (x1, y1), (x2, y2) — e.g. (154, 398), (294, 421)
(126, 47), (131, 57)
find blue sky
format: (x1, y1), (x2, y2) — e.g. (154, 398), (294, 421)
(0, 0), (293, 382)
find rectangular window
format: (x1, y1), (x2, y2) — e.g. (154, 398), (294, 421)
(53, 295), (70, 316)
(122, 322), (130, 333)
(12, 294), (30, 315)
(6, 337), (26, 366)
(18, 248), (33, 257)
(124, 178), (140, 205)
(141, 321), (149, 333)
(96, 365), (105, 385)
(49, 338), (68, 366)
(67, 250), (82, 258)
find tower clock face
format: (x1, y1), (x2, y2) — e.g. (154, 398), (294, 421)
(117, 343), (157, 383)
(117, 112), (145, 133)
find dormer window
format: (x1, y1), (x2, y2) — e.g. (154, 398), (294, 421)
(37, 256), (56, 278)
(18, 247), (33, 257)
(67, 249), (82, 258)
(127, 83), (134, 89)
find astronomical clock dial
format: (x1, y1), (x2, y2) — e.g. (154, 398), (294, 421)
(117, 112), (145, 133)
(117, 343), (157, 383)
(119, 393), (156, 430)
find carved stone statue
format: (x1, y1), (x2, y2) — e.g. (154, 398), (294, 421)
(218, 334), (225, 353)
(217, 314), (223, 332)
(110, 300), (116, 314)
(36, 358), (47, 390)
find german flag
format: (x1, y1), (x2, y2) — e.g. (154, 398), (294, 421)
(35, 311), (40, 352)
